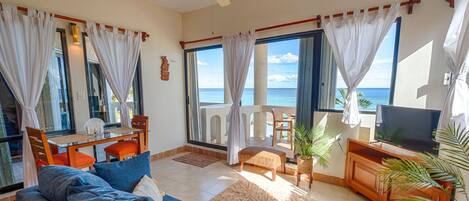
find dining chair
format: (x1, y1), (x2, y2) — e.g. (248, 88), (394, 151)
(104, 115), (149, 162)
(26, 127), (95, 170)
(271, 108), (295, 150)
(84, 118), (105, 134)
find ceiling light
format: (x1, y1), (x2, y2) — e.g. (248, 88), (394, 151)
(216, 0), (231, 7)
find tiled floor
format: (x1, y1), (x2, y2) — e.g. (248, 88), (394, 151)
(152, 152), (368, 201)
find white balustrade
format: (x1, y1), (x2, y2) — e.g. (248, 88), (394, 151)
(199, 103), (295, 145)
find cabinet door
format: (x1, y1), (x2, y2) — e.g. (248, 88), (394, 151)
(347, 153), (385, 201)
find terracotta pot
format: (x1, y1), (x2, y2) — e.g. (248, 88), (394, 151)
(296, 157), (313, 174)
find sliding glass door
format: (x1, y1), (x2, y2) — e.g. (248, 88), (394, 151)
(184, 31), (323, 152)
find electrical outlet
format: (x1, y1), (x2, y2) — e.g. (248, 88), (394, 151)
(443, 72), (452, 86)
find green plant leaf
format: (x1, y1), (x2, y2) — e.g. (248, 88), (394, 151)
(436, 124), (469, 172)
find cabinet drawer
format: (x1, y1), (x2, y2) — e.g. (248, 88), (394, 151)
(347, 153), (385, 201)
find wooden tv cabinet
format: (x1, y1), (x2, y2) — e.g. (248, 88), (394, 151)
(345, 139), (451, 201)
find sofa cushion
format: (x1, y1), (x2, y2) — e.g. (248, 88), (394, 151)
(38, 166), (111, 201)
(94, 151), (151, 192)
(16, 187), (49, 201)
(67, 185), (152, 201)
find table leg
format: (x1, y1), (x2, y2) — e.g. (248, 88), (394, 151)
(138, 132), (145, 153)
(67, 146), (77, 168)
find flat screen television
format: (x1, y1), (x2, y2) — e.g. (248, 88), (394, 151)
(375, 105), (440, 155)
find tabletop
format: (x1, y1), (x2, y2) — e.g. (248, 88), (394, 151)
(48, 127), (142, 148)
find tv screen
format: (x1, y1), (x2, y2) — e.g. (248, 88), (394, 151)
(375, 105), (440, 155)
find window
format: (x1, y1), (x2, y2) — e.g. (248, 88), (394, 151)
(0, 30), (72, 192)
(264, 39), (300, 107)
(36, 29), (74, 132)
(196, 47), (225, 104)
(83, 35), (143, 125)
(318, 20), (400, 112)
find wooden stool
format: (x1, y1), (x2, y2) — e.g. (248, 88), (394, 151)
(295, 159), (313, 189)
(238, 146), (286, 181)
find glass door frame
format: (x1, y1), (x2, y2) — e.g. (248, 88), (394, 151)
(183, 30), (324, 151)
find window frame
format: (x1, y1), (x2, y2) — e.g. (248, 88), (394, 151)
(316, 17), (401, 115)
(183, 30), (323, 150)
(82, 33), (144, 127)
(0, 28), (74, 194)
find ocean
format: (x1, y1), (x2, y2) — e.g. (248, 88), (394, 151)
(199, 88), (390, 111)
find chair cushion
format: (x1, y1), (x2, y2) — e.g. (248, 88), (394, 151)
(94, 151), (151, 193)
(67, 185), (152, 201)
(53, 152), (96, 167)
(38, 166), (111, 201)
(104, 141), (139, 156)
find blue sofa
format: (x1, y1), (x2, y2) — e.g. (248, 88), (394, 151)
(16, 152), (180, 201)
(16, 187), (180, 201)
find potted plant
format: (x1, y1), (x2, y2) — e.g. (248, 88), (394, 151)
(380, 124), (469, 201)
(294, 125), (336, 175)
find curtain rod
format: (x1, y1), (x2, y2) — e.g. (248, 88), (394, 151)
(15, 6), (150, 42)
(179, 0), (420, 49)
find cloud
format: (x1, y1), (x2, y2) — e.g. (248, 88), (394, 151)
(197, 60), (208, 65)
(268, 53), (299, 64)
(268, 74), (298, 82)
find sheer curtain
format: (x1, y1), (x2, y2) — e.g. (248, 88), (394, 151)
(0, 4), (56, 187)
(223, 32), (255, 165)
(438, 0), (469, 129)
(322, 3), (399, 127)
(86, 22), (142, 127)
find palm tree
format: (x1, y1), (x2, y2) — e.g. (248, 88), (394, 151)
(335, 88), (372, 109)
(380, 124), (469, 201)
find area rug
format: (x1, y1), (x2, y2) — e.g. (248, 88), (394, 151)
(211, 179), (311, 201)
(172, 153), (219, 168)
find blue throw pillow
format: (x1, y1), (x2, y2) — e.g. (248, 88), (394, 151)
(67, 185), (153, 201)
(94, 151), (151, 192)
(38, 166), (111, 201)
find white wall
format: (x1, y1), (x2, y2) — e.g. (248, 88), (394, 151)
(182, 0), (454, 178)
(1, 0), (187, 154)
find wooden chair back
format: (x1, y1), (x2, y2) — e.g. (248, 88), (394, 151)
(131, 115), (149, 149)
(271, 108), (295, 123)
(26, 127), (54, 168)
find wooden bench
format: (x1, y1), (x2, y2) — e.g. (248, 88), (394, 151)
(238, 146), (286, 181)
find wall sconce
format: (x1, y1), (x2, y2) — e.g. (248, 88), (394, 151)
(70, 23), (80, 45)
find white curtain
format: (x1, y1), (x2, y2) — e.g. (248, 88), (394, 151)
(223, 32), (255, 165)
(438, 0), (469, 130)
(0, 4), (56, 187)
(322, 3), (399, 127)
(86, 22), (142, 127)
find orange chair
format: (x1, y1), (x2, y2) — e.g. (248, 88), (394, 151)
(104, 115), (149, 162)
(26, 127), (95, 170)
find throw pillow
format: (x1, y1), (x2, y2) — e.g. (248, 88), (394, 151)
(94, 151), (151, 192)
(133, 175), (163, 201)
(38, 165), (111, 201)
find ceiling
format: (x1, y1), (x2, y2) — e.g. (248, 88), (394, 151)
(148, 0), (219, 13)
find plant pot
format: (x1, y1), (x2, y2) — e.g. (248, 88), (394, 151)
(296, 157), (313, 174)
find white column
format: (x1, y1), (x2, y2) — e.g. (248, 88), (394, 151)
(254, 44), (268, 139)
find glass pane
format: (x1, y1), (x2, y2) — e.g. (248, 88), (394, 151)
(84, 36), (141, 124)
(36, 31), (72, 131)
(0, 140), (22, 189)
(197, 48), (224, 104)
(266, 39), (299, 107)
(319, 22), (398, 111)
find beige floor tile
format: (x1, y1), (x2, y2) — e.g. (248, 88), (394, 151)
(151, 154), (368, 201)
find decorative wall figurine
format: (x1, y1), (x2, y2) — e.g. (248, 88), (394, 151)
(161, 56), (170, 81)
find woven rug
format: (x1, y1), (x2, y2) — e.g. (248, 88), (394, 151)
(172, 153), (219, 168)
(211, 179), (311, 201)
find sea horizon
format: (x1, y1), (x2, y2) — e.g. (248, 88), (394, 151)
(199, 87), (391, 110)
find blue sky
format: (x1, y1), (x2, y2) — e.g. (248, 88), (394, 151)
(196, 22), (396, 89)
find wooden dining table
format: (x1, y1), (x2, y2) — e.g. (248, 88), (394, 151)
(48, 127), (145, 167)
